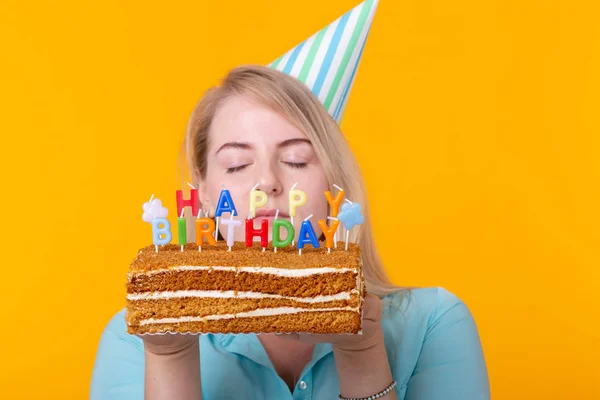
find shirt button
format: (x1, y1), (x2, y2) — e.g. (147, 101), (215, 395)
(298, 381), (308, 390)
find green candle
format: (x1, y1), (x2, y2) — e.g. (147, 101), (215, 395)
(272, 219), (294, 250)
(178, 211), (187, 247)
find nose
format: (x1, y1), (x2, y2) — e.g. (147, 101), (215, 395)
(255, 162), (283, 196)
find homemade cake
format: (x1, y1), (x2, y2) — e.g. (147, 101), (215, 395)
(125, 241), (364, 334)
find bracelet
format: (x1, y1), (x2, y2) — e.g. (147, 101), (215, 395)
(338, 380), (398, 400)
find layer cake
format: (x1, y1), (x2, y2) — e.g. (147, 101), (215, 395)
(126, 242), (364, 334)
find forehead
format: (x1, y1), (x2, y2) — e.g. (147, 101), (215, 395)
(209, 95), (306, 145)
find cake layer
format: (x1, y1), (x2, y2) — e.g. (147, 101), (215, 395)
(127, 268), (358, 297)
(126, 290), (361, 320)
(128, 309), (362, 334)
(129, 242), (361, 272)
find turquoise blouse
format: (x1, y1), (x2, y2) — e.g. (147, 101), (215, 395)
(90, 287), (490, 399)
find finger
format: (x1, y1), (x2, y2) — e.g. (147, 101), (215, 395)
(275, 333), (300, 341)
(362, 294), (383, 323)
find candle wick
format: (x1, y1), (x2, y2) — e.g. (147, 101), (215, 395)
(251, 183), (260, 191)
(180, 209), (185, 218)
(327, 216), (338, 221)
(149, 194), (154, 202)
(303, 214), (313, 221)
(275, 209), (279, 220)
(187, 182), (197, 189)
(290, 182), (298, 191)
(345, 199), (353, 204)
(333, 184), (344, 192)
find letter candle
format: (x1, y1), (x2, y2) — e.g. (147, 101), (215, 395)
(249, 183), (268, 218)
(214, 186), (238, 241)
(195, 211), (216, 251)
(325, 184), (345, 248)
(320, 216), (340, 253)
(289, 182), (307, 246)
(245, 217), (269, 249)
(273, 209), (295, 253)
(221, 213), (242, 251)
(297, 214), (320, 255)
(178, 208), (186, 252)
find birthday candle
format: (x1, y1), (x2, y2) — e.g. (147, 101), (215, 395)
(151, 218), (172, 249)
(221, 215), (242, 251)
(195, 216), (216, 251)
(337, 199), (364, 251)
(249, 183), (268, 218)
(273, 209), (294, 253)
(325, 184), (344, 248)
(142, 194), (171, 252)
(324, 185), (344, 217)
(176, 184), (200, 218)
(214, 188), (238, 241)
(289, 182), (307, 246)
(297, 214), (320, 255)
(177, 209), (186, 251)
(245, 218), (269, 249)
(318, 218), (339, 251)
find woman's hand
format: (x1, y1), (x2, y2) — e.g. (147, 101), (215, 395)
(281, 293), (385, 352)
(281, 293), (394, 398)
(125, 309), (199, 355)
(139, 331), (200, 356)
(125, 311), (203, 399)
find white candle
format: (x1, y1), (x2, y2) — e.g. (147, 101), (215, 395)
(221, 213), (242, 251)
(332, 184), (344, 247)
(274, 209), (280, 253)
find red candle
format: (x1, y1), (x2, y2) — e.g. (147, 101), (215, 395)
(176, 188), (200, 217)
(245, 218), (268, 248)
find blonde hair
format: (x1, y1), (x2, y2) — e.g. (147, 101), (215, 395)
(179, 65), (402, 297)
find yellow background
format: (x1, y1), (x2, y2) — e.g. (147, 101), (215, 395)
(1, 0), (598, 398)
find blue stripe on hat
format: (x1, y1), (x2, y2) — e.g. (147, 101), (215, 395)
(333, 30), (369, 122)
(312, 12), (351, 97)
(282, 40), (306, 75)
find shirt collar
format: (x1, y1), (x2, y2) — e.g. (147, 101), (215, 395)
(218, 334), (334, 371)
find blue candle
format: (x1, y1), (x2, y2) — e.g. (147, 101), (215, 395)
(297, 214), (320, 255)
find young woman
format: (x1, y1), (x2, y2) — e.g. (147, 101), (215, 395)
(91, 65), (490, 400)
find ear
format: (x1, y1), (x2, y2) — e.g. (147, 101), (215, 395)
(196, 178), (211, 214)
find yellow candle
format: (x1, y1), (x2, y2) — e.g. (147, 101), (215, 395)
(289, 186), (307, 217)
(249, 187), (268, 218)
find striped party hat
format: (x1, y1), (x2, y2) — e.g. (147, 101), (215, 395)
(269, 0), (379, 123)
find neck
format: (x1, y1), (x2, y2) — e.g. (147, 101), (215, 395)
(259, 335), (315, 391)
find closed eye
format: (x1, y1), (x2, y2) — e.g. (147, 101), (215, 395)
(284, 162), (308, 169)
(226, 164), (250, 174)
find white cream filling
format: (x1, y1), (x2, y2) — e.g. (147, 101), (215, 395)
(139, 306), (359, 326)
(138, 265), (357, 277)
(127, 289), (358, 302)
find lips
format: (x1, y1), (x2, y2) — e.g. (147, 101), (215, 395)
(254, 208), (290, 218)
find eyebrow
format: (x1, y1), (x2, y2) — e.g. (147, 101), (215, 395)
(277, 138), (312, 149)
(215, 142), (252, 155)
(215, 138), (312, 155)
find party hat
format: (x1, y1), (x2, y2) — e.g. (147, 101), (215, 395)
(269, 0), (379, 123)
